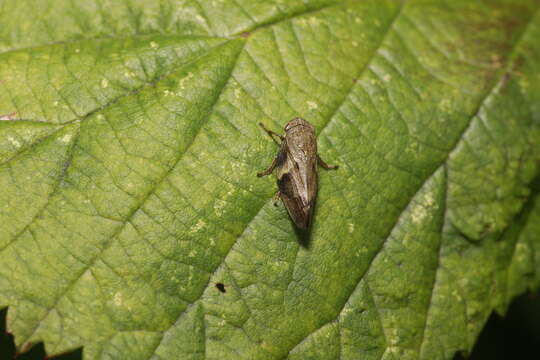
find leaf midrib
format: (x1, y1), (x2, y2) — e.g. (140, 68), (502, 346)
(150, 2), (407, 358)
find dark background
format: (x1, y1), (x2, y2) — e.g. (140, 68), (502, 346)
(454, 290), (540, 360)
(1, 291), (539, 359)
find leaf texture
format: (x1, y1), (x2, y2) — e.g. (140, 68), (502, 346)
(1, 0), (540, 359)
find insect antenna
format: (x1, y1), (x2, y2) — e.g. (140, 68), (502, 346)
(258, 122), (284, 145)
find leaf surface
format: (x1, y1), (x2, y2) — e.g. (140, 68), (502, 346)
(1, 0), (540, 359)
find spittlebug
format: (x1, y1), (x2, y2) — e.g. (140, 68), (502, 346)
(257, 118), (338, 229)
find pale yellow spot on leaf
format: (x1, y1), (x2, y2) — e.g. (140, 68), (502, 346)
(307, 101), (318, 110)
(7, 136), (21, 147)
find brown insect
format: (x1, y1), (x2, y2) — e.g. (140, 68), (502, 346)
(257, 118), (338, 229)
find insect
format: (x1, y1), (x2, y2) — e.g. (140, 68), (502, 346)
(257, 118), (338, 229)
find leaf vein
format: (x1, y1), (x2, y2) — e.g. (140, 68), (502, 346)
(284, 5), (540, 355)
(16, 41), (245, 347)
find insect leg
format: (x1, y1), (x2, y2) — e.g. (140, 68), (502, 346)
(259, 122), (284, 145)
(273, 191), (281, 206)
(257, 156), (278, 177)
(317, 154), (338, 170)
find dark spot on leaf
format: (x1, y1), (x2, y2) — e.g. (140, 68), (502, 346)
(215, 283), (226, 293)
(500, 56), (525, 91)
(240, 32), (251, 38)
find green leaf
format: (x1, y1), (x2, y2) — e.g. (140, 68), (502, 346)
(1, 0), (540, 359)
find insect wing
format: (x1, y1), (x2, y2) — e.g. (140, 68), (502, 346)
(276, 142), (317, 229)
